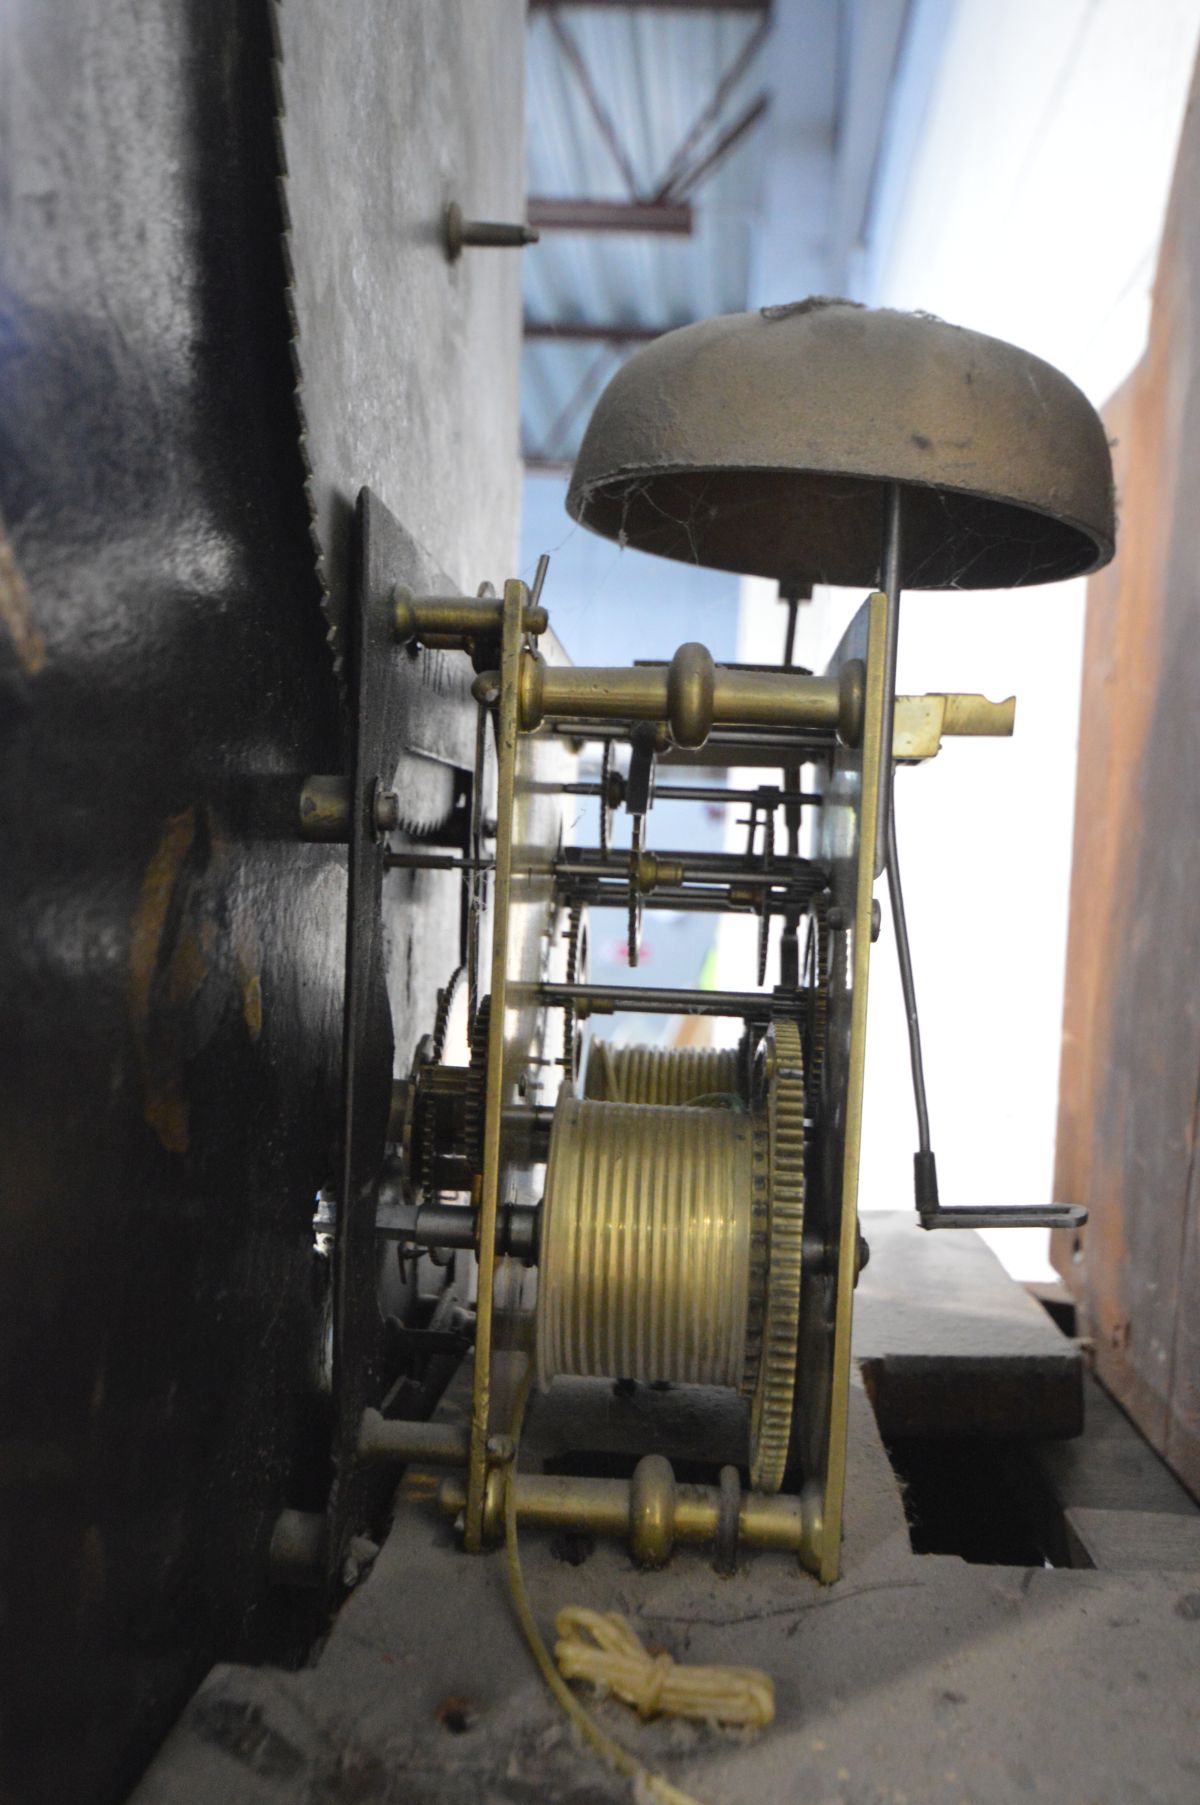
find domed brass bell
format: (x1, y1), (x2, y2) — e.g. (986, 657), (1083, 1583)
(566, 299), (1115, 590)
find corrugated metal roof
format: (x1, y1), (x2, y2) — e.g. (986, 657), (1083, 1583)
(522, 6), (771, 464)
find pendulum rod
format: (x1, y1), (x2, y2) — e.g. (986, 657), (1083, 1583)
(873, 482), (934, 1205)
(876, 489), (1087, 1234)
(875, 482), (903, 878)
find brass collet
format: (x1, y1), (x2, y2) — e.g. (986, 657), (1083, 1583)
(633, 851), (685, 891)
(517, 642), (863, 748)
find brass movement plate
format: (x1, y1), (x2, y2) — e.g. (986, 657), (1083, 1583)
(805, 591), (887, 1582)
(465, 583), (574, 1549)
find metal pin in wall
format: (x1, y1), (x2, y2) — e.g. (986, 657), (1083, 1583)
(445, 201), (539, 261)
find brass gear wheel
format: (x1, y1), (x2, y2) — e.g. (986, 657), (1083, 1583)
(561, 904), (585, 1080)
(599, 740), (615, 857)
(804, 896), (829, 1113)
(420, 1082), (440, 1205)
(626, 814), (645, 968)
(417, 967), (465, 1202)
(463, 995), (491, 1176)
(749, 1017), (806, 1493)
(430, 965), (464, 1067)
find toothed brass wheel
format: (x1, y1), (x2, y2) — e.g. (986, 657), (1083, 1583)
(804, 897), (830, 1113)
(463, 995), (491, 1176)
(561, 905), (585, 1082)
(748, 1018), (806, 1493)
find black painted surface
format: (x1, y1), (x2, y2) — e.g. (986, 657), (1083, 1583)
(0, 6), (345, 1800)
(326, 492), (481, 1588)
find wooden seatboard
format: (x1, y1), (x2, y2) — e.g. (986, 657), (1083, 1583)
(1066, 1508), (1200, 1572)
(855, 1212), (1082, 1438)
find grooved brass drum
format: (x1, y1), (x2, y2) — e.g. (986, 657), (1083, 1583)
(537, 1021), (806, 1494)
(537, 1098), (754, 1390)
(583, 1042), (741, 1106)
(567, 300), (1116, 589)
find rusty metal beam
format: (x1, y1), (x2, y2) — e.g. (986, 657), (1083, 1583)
(653, 14), (772, 200)
(524, 318), (675, 343)
(542, 8), (641, 198)
(530, 1), (771, 11)
(522, 456), (576, 476)
(526, 197), (693, 234)
(666, 91), (769, 202)
(537, 342), (616, 464)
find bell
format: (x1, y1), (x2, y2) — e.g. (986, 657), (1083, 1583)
(567, 298), (1114, 590)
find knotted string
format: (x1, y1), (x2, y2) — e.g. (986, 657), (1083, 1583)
(553, 1607), (775, 1729)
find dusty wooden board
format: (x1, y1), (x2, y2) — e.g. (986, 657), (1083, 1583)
(1051, 49), (1200, 1498)
(1066, 1507), (1200, 1572)
(855, 1213), (1082, 1438)
(1005, 1371), (1200, 1569)
(1034, 1373), (1199, 1519)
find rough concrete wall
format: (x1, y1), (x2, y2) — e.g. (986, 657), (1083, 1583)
(0, 4), (525, 1803)
(278, 0), (527, 620)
